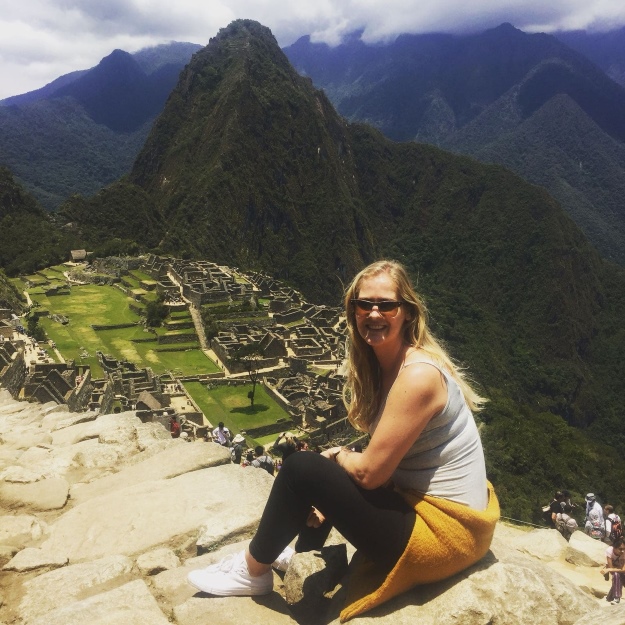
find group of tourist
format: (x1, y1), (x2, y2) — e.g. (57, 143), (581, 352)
(547, 490), (623, 604)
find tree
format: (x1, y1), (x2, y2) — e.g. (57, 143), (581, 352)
(145, 293), (169, 327)
(201, 310), (219, 340)
(235, 343), (263, 407)
(27, 314), (46, 343)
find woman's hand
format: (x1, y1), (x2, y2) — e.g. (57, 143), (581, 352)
(306, 507), (326, 528)
(321, 446), (342, 461)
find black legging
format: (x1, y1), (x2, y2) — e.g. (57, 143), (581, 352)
(248, 451), (415, 570)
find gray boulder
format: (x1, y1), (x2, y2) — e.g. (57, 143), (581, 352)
(70, 439), (230, 504)
(0, 477), (69, 510)
(18, 554), (134, 622)
(3, 547), (68, 572)
(40, 464), (273, 562)
(0, 514), (48, 548)
(27, 579), (171, 625)
(136, 547), (180, 575)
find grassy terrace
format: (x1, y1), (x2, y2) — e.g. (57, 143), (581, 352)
(184, 381), (290, 444)
(32, 284), (219, 377)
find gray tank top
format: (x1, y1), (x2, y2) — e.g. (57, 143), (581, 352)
(369, 360), (488, 510)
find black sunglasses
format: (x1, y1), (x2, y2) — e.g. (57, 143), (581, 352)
(351, 299), (403, 317)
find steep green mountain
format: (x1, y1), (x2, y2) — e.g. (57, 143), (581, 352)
(0, 167), (79, 275)
(62, 20), (625, 519)
(0, 43), (200, 210)
(283, 24), (625, 266)
(0, 269), (25, 313)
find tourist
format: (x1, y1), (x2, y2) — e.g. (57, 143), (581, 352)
(272, 431), (298, 460)
(601, 537), (625, 604)
(187, 260), (499, 620)
(604, 504), (622, 544)
(231, 434), (246, 464)
(584, 493), (605, 539)
(548, 491), (566, 528)
(212, 422), (231, 447)
(170, 416), (180, 439)
(251, 446), (275, 476)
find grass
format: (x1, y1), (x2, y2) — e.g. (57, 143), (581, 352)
(184, 381), (290, 441)
(32, 284), (220, 377)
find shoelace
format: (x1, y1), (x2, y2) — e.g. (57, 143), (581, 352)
(204, 552), (243, 574)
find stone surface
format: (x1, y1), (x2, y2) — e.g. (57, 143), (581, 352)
(136, 547), (180, 575)
(0, 545), (18, 567)
(27, 579), (171, 625)
(19, 555), (134, 622)
(566, 531), (607, 567)
(49, 412), (142, 447)
(547, 559), (608, 599)
(0, 477), (69, 510)
(572, 606), (625, 624)
(151, 541), (247, 608)
(284, 545), (349, 625)
(0, 514), (47, 548)
(0, 465), (43, 483)
(41, 464), (273, 562)
(45, 411), (97, 432)
(324, 549), (598, 625)
(510, 527), (568, 561)
(0, 393), (619, 625)
(173, 595), (297, 625)
(71, 440), (230, 504)
(3, 547), (68, 572)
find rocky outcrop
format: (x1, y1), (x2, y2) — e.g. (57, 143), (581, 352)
(0, 388), (622, 624)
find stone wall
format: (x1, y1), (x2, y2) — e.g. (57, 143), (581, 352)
(0, 346), (26, 398)
(67, 368), (94, 412)
(157, 333), (198, 345)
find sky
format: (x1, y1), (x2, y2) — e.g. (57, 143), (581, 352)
(1, 0), (625, 100)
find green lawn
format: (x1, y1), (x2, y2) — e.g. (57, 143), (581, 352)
(33, 284), (219, 377)
(184, 381), (290, 442)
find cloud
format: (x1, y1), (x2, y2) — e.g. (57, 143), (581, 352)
(1, 0), (625, 100)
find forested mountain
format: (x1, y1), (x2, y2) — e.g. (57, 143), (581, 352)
(555, 27), (625, 87)
(0, 42), (200, 210)
(0, 167), (78, 275)
(60, 19), (625, 519)
(283, 24), (625, 266)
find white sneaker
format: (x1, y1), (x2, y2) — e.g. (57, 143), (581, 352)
(187, 550), (273, 596)
(272, 545), (295, 572)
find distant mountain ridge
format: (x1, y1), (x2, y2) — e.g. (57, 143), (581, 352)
(283, 23), (625, 266)
(555, 27), (625, 87)
(0, 42), (201, 209)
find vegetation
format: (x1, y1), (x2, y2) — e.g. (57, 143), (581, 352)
(234, 343), (264, 407)
(0, 269), (25, 312)
(144, 293), (169, 327)
(184, 381), (290, 441)
(0, 167), (80, 275)
(32, 284), (217, 377)
(26, 314), (46, 343)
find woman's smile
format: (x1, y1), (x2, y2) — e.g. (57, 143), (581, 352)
(355, 273), (407, 348)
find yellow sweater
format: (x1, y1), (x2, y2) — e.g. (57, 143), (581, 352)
(340, 482), (500, 622)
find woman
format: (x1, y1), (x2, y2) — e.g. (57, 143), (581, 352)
(188, 260), (499, 620)
(602, 537), (625, 604)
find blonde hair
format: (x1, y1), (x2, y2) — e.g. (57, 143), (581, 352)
(343, 260), (486, 432)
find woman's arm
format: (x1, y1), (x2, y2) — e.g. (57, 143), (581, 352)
(330, 363), (448, 489)
(601, 553), (623, 573)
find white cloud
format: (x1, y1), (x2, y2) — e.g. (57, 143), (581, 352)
(0, 0), (624, 99)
